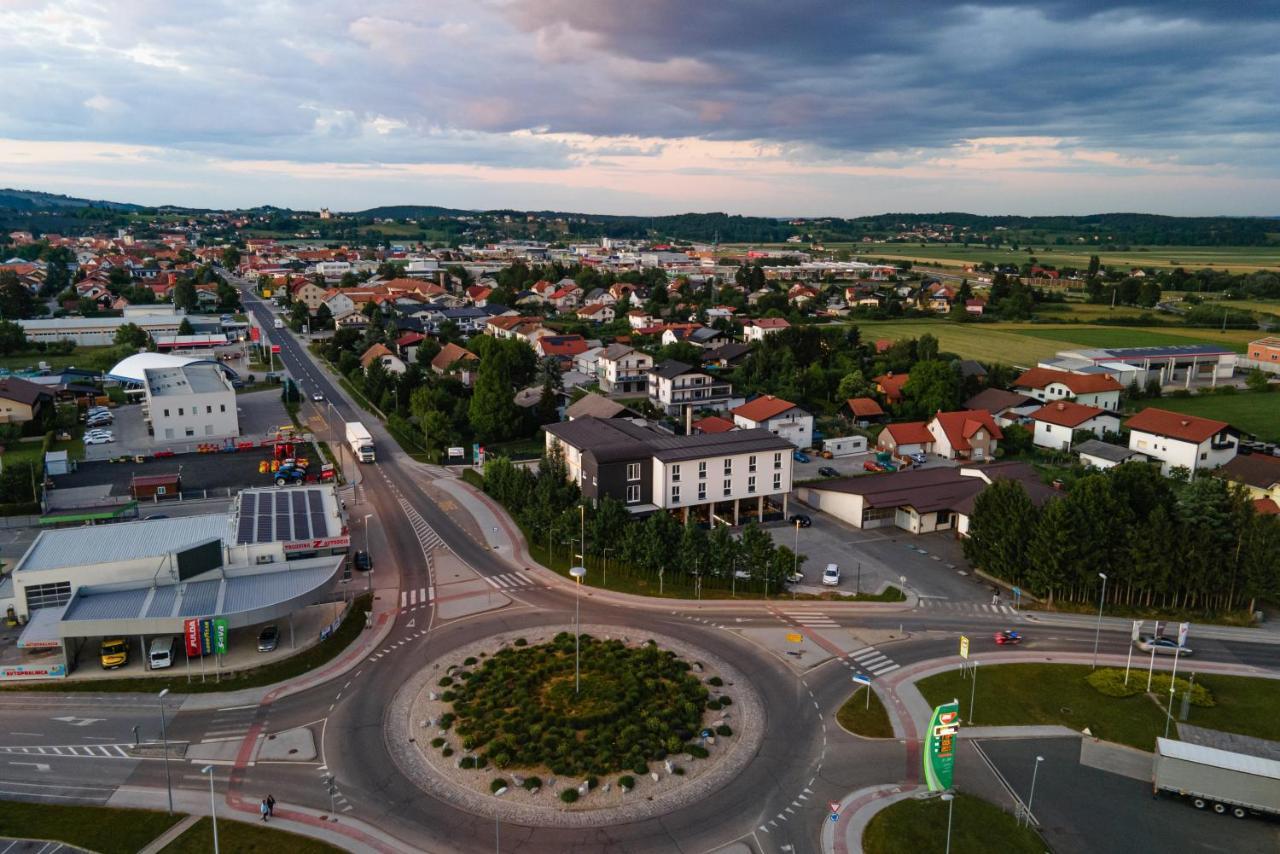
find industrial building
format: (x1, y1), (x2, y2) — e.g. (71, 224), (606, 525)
(1039, 344), (1237, 387)
(143, 362), (240, 442)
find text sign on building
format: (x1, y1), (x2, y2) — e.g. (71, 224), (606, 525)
(199, 619), (214, 656)
(924, 700), (960, 792)
(282, 536), (352, 553)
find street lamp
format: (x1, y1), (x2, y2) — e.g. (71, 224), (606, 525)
(1092, 572), (1108, 669)
(792, 519), (801, 600)
(569, 566), (586, 695)
(158, 688), (173, 815)
(1025, 755), (1045, 826)
(363, 514), (374, 594)
(201, 764), (220, 854)
(941, 792), (955, 854)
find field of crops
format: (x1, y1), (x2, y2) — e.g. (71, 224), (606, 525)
(810, 243), (1280, 273)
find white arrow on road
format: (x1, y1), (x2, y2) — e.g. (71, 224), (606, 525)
(10, 761), (51, 772)
(52, 716), (104, 727)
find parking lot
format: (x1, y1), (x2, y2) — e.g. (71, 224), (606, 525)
(791, 448), (959, 482)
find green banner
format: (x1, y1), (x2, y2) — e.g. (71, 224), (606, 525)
(923, 699), (960, 792)
(213, 618), (229, 655)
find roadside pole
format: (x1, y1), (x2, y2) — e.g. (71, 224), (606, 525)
(1124, 620), (1140, 686)
(968, 660), (979, 725)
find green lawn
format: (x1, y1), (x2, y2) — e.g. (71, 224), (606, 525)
(836, 686), (893, 737)
(0, 801), (183, 854)
(863, 792), (1046, 854)
(917, 663), (1280, 750)
(160, 816), (344, 853)
(1138, 391), (1280, 442)
(1013, 325), (1253, 353)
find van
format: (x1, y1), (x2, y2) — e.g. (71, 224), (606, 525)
(148, 636), (178, 669)
(273, 318), (284, 329)
(99, 638), (129, 669)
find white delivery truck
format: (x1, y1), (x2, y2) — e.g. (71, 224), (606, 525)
(1153, 737), (1280, 819)
(345, 421), (375, 463)
(148, 636), (178, 670)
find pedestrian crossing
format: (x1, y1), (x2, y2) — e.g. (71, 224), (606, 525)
(780, 610), (840, 629)
(846, 645), (900, 676)
(0, 743), (132, 759)
(482, 572), (533, 590)
(202, 705), (259, 740)
(400, 587), (431, 608)
(918, 599), (1018, 617)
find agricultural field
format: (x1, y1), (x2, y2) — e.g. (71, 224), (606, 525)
(1011, 325), (1256, 352)
(1140, 391), (1280, 442)
(815, 243), (1280, 274)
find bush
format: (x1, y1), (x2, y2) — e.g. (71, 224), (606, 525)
(430, 737), (445, 748)
(633, 760), (649, 775)
(439, 713), (455, 729)
(1086, 667), (1214, 707)
(490, 778), (507, 793)
(708, 676), (723, 687)
(459, 756), (476, 769)
(718, 695), (733, 706)
(441, 690), (456, 702)
(706, 699), (722, 711)
(514, 638), (528, 646)
(438, 676), (453, 687)
(442, 747), (454, 757)
(619, 775), (635, 790)
(464, 656), (478, 666)
(672, 766), (685, 775)
(716, 724), (733, 737)
(687, 744), (709, 759)
(586, 775), (598, 790)
(523, 776), (541, 791)
(560, 789), (578, 803)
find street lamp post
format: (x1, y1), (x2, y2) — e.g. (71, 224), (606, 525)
(1025, 755), (1045, 826)
(158, 688), (173, 815)
(792, 519), (800, 600)
(363, 514), (374, 594)
(569, 566), (586, 694)
(941, 792), (955, 854)
(602, 547), (613, 588)
(201, 764), (220, 854)
(1092, 572), (1108, 669)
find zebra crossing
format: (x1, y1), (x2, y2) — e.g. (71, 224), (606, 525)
(919, 599), (1018, 617)
(780, 609), (840, 629)
(396, 496), (446, 556)
(201, 704), (259, 740)
(482, 572), (534, 590)
(0, 743), (133, 759)
(846, 645), (900, 676)
(400, 587), (432, 609)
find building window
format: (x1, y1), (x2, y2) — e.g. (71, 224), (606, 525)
(206, 406), (213, 414)
(774, 452), (782, 468)
(724, 459), (732, 475)
(627, 462), (641, 481)
(723, 479), (731, 496)
(24, 580), (72, 612)
(626, 484), (640, 503)
(178, 407), (184, 416)
(671, 465), (681, 483)
(185, 427), (195, 437)
(749, 455), (757, 473)
(773, 473), (782, 490)
(220, 404), (226, 413)
(698, 483), (706, 501)
(163, 409), (170, 417)
(671, 485), (680, 504)
(698, 461), (707, 479)
(748, 476), (756, 494)
(1200, 452), (1207, 460)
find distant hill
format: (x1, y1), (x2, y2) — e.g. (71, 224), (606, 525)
(0, 188), (144, 213)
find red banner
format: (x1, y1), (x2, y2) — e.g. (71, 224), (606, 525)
(271, 344), (281, 354)
(250, 326), (260, 342)
(184, 618), (201, 656)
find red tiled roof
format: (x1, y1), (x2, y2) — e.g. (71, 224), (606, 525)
(846, 397), (885, 418)
(747, 317), (791, 329)
(1014, 367), (1123, 395)
(1126, 407), (1231, 443)
(732, 395), (798, 423)
(883, 421), (933, 445)
(692, 416), (736, 434)
(1029, 401), (1106, 428)
(930, 410), (1003, 451)
(395, 332), (426, 347)
(874, 372), (910, 401)
(1254, 497), (1280, 516)
(431, 342), (478, 372)
(537, 336), (589, 358)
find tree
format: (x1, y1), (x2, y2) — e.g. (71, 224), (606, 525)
(0, 271), (34, 320)
(0, 319), (26, 355)
(962, 480), (1041, 584)
(172, 279), (198, 312)
(177, 318), (194, 335)
(216, 281), (240, 312)
(313, 302), (334, 330)
(289, 300), (309, 331)
(221, 246), (242, 269)
(1246, 368), (1271, 393)
(902, 360), (961, 417)
(836, 369), (872, 402)
(114, 323), (148, 349)
(916, 333), (939, 362)
(469, 349), (525, 443)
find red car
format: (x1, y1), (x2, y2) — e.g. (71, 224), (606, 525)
(993, 630), (1023, 645)
(863, 461), (884, 472)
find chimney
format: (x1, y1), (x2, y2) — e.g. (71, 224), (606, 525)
(685, 405), (693, 435)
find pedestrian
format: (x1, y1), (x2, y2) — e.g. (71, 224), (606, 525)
(267, 794), (276, 817)
(260, 799), (269, 822)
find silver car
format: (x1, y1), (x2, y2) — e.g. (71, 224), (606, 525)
(1134, 634), (1192, 656)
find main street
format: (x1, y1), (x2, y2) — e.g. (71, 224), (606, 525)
(0, 277), (1275, 853)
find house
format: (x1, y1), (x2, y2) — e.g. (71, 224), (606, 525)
(691, 416), (736, 434)
(359, 343), (407, 375)
(705, 306), (736, 321)
(928, 410), (1003, 461)
(648, 360), (735, 415)
(873, 372), (910, 404)
(1074, 439), (1148, 470)
(597, 344), (653, 395)
(548, 285), (582, 311)
(963, 388), (1041, 427)
(731, 395), (813, 448)
(1013, 367), (1124, 410)
(395, 331), (426, 363)
(1028, 401), (1121, 451)
(742, 317), (790, 342)
(536, 335), (591, 370)
(465, 285), (493, 306)
(845, 397), (886, 424)
(290, 279), (329, 313)
(576, 303), (616, 324)
(627, 310), (656, 330)
(1126, 407), (1238, 477)
(877, 421), (934, 458)
(1246, 336), (1280, 374)
(574, 346), (605, 378)
(965, 298), (986, 316)
(659, 323), (705, 346)
(544, 416), (795, 523)
(431, 342), (479, 387)
(702, 342), (751, 369)
(564, 393), (639, 421)
(1215, 454), (1280, 502)
(0, 377), (53, 424)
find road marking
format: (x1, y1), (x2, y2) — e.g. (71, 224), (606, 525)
(51, 716), (103, 727)
(400, 591), (408, 608)
(8, 762), (50, 772)
(420, 586), (427, 602)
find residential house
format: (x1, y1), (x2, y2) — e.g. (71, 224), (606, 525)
(873, 372), (910, 405)
(963, 388), (1040, 427)
(928, 410), (1003, 461)
(845, 397), (886, 425)
(648, 360), (735, 415)
(965, 298), (986, 316)
(731, 395), (813, 448)
(395, 331), (426, 364)
(544, 416), (795, 523)
(627, 310), (656, 330)
(1013, 367), (1123, 410)
(465, 285), (493, 306)
(536, 335), (591, 370)
(564, 393), (639, 421)
(1216, 454), (1280, 502)
(431, 342), (478, 387)
(702, 342), (751, 369)
(0, 377), (53, 424)
(1074, 439), (1148, 470)
(597, 344), (653, 395)
(742, 317), (791, 342)
(1029, 401), (1121, 451)
(582, 288), (616, 307)
(1126, 407), (1238, 477)
(548, 284), (582, 312)
(877, 421), (934, 458)
(290, 278), (329, 313)
(359, 343), (406, 375)
(705, 306), (736, 322)
(577, 303), (616, 324)
(574, 346), (605, 378)
(659, 323), (705, 346)
(787, 284), (818, 306)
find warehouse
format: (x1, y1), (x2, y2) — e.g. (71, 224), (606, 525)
(143, 362), (240, 442)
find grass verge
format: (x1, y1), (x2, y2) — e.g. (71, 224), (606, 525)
(159, 816), (344, 854)
(0, 801), (183, 854)
(5, 594), (371, 694)
(862, 792), (1046, 854)
(836, 686), (893, 737)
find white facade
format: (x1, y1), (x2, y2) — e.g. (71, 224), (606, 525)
(1128, 429), (1238, 477)
(598, 348), (653, 394)
(313, 261), (353, 278)
(742, 321), (788, 342)
(1024, 381), (1121, 410)
(823, 436), (868, 457)
(653, 449), (793, 517)
(1032, 413), (1121, 451)
(733, 408), (813, 448)
(144, 364), (239, 443)
(649, 368), (734, 413)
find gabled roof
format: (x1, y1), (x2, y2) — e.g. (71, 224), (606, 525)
(1216, 453), (1280, 491)
(732, 395), (800, 423)
(0, 376), (53, 406)
(566, 393), (633, 420)
(537, 335), (590, 358)
(1014, 367), (1123, 395)
(651, 360), (698, 380)
(930, 410), (1003, 450)
(692, 416), (736, 434)
(1126, 407), (1231, 443)
(395, 331), (426, 348)
(1074, 439), (1144, 463)
(1255, 497), (1280, 516)
(882, 421), (933, 445)
(431, 342), (477, 373)
(846, 397), (885, 418)
(964, 388), (1038, 414)
(874, 372), (910, 401)
(359, 343), (397, 368)
(745, 317), (790, 329)
(1029, 400), (1108, 428)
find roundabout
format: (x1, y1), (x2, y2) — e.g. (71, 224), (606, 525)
(387, 625), (766, 827)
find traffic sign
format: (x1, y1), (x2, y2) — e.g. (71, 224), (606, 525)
(852, 673), (872, 686)
(829, 801), (841, 814)
(959, 635), (970, 659)
(785, 632), (804, 644)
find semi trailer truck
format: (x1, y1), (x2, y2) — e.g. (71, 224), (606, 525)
(1153, 737), (1280, 819)
(345, 421), (375, 463)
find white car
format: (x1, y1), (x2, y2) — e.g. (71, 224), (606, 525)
(84, 433), (114, 445)
(312, 392), (324, 402)
(822, 564), (841, 586)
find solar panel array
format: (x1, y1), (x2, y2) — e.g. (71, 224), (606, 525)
(235, 488), (330, 544)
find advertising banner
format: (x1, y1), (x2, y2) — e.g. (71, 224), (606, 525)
(199, 619), (214, 656)
(213, 618), (229, 655)
(0, 662), (67, 680)
(184, 618), (202, 656)
(959, 636), (970, 659)
(1131, 620), (1142, 642)
(923, 700), (960, 792)
(1178, 622), (1191, 648)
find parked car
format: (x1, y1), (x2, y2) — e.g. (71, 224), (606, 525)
(793, 451), (810, 463)
(788, 513), (811, 528)
(84, 433), (114, 445)
(819, 450), (833, 459)
(822, 563), (841, 586)
(1135, 635), (1193, 656)
(257, 625), (280, 653)
(353, 551), (372, 571)
(863, 461), (884, 472)
(85, 430), (113, 440)
(818, 466), (839, 478)
(993, 630), (1023, 645)
(908, 452), (928, 465)
(733, 570), (752, 581)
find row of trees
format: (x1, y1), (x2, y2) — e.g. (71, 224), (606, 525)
(482, 452), (805, 588)
(963, 463), (1279, 614)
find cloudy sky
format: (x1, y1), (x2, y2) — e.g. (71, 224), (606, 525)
(1, 0), (1277, 216)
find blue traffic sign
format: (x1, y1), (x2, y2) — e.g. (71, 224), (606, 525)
(830, 813), (839, 822)
(852, 673), (872, 686)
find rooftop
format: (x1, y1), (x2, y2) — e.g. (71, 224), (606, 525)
(1067, 344), (1237, 361)
(1126, 407), (1232, 443)
(1029, 400), (1107, 428)
(144, 363), (230, 396)
(546, 416), (790, 464)
(1216, 453), (1280, 491)
(1014, 367), (1123, 395)
(733, 394), (800, 423)
(16, 515), (229, 574)
(1074, 439), (1145, 463)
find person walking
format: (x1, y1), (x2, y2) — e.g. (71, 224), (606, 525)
(260, 799), (269, 822)
(266, 794), (276, 817)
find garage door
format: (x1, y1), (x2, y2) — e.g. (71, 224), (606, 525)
(895, 508), (914, 531)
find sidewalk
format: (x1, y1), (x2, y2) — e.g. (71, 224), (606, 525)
(1025, 610), (1280, 644)
(824, 783), (922, 854)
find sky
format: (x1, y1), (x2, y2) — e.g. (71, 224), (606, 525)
(1, 0), (1277, 217)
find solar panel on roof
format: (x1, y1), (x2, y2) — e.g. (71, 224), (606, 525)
(236, 492), (256, 544)
(291, 490), (310, 540)
(307, 489), (328, 538)
(256, 506), (273, 543)
(274, 491), (291, 541)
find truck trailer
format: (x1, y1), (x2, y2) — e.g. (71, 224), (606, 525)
(1153, 737), (1280, 819)
(345, 421), (375, 463)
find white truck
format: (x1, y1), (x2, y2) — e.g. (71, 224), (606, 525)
(1153, 737), (1280, 819)
(345, 421), (375, 463)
